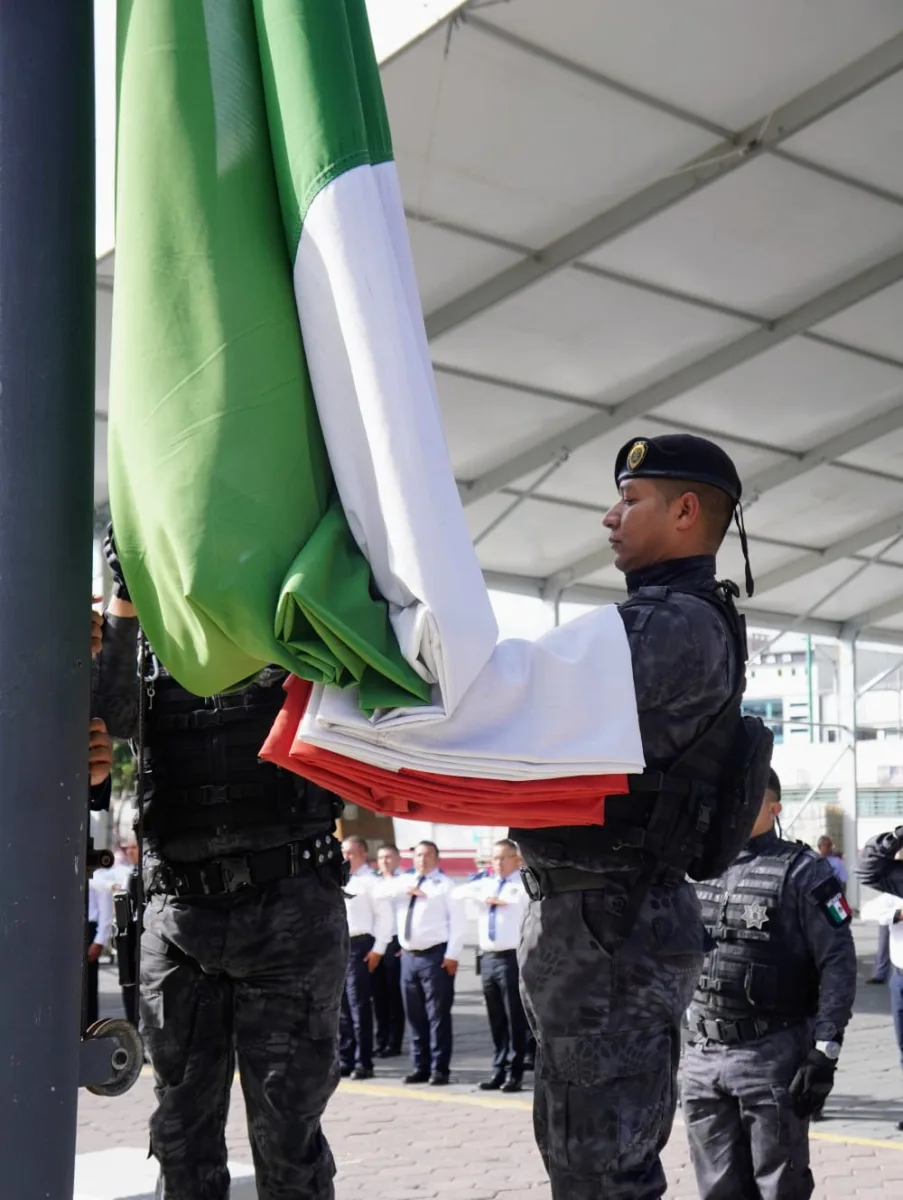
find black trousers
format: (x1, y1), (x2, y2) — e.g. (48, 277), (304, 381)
(401, 943), (454, 1076)
(482, 948), (528, 1075)
(340, 934), (375, 1071)
(372, 936), (404, 1053)
(141, 871), (347, 1200)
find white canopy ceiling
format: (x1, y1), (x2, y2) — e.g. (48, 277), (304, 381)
(94, 0), (903, 646)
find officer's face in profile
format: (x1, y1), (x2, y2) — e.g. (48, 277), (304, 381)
(749, 788), (782, 839)
(603, 479), (695, 572)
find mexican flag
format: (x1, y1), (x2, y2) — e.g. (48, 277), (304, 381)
(111, 0), (646, 803)
(110, 0), (495, 713)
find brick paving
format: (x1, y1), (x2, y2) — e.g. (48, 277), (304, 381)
(76, 921), (903, 1197)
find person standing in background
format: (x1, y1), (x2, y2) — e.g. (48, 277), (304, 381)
(372, 843), (405, 1058)
(85, 874), (113, 1028)
(379, 841), (465, 1085)
(454, 839), (530, 1092)
(817, 836), (848, 897)
(858, 829), (903, 1131)
(340, 837), (392, 1080)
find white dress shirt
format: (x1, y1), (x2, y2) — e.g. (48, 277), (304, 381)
(344, 864), (393, 955)
(88, 877), (114, 947)
(379, 869), (466, 960)
(453, 872), (529, 952)
(861, 892), (903, 969)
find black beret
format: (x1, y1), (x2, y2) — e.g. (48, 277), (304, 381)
(614, 433), (742, 504)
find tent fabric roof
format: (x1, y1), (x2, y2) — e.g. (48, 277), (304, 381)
(94, 0), (903, 646)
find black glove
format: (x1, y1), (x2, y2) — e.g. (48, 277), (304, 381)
(788, 1049), (836, 1118)
(103, 522), (131, 602)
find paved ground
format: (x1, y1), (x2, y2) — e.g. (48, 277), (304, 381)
(76, 921), (903, 1198)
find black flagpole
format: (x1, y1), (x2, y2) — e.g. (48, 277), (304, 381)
(0, 3), (96, 1195)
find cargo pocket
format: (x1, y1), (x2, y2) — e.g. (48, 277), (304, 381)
(543, 1025), (676, 1175)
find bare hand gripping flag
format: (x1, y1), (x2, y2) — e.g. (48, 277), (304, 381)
(111, 0), (645, 815)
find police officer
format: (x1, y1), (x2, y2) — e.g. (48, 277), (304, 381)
(513, 434), (773, 1200)
(680, 769), (857, 1199)
(93, 530), (348, 1200)
(858, 824), (903, 1129)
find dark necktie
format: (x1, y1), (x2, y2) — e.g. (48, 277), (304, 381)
(404, 876), (425, 942)
(488, 875), (506, 942)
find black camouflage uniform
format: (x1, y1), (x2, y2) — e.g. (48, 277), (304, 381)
(94, 553), (348, 1200)
(681, 818), (857, 1200)
(513, 434), (765, 1200)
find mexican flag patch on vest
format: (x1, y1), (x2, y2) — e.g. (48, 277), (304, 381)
(811, 874), (853, 927)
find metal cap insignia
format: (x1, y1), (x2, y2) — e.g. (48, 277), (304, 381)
(626, 440), (647, 471)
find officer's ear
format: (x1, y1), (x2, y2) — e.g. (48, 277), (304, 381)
(671, 489), (702, 531)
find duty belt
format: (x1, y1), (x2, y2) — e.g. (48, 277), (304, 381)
(146, 833), (346, 897)
(520, 862), (681, 903)
(694, 1014), (797, 1045)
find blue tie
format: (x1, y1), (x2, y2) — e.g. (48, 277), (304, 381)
(404, 876), (425, 942)
(488, 876), (506, 942)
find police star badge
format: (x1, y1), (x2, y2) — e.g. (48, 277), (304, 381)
(740, 900), (769, 930)
(626, 440), (648, 471)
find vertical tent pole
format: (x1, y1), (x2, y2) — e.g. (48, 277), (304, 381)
(0, 3), (96, 1195)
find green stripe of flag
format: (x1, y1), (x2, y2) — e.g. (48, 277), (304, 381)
(253, 0), (393, 253)
(110, 0), (428, 707)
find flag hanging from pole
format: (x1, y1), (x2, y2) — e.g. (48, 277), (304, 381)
(110, 0), (496, 711)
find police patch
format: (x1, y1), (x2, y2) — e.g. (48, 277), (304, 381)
(626, 440), (648, 471)
(810, 874), (852, 927)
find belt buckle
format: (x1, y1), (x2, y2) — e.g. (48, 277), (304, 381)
(219, 855), (253, 892)
(520, 867), (543, 902)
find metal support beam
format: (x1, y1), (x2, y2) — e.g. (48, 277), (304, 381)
(425, 30), (903, 342)
(755, 511), (903, 596)
(857, 655), (903, 699)
(744, 394), (903, 505)
(542, 545), (615, 599)
(835, 634), (860, 910)
(460, 250), (903, 506)
(0, 4), (95, 1195)
(841, 588), (903, 636)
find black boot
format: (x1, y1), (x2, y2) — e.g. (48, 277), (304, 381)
(479, 1071), (506, 1091)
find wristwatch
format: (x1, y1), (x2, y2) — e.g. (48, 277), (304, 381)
(815, 1040), (841, 1061)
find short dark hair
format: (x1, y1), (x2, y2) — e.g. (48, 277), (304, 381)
(415, 840), (440, 857)
(766, 768), (781, 801)
(343, 835), (368, 854)
(378, 843), (399, 855)
(654, 477), (734, 548)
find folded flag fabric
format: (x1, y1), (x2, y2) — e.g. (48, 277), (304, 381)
(297, 605), (644, 780)
(110, 0), (495, 711)
(260, 676), (630, 829)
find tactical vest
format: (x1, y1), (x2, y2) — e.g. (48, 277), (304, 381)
(515, 579), (772, 884)
(691, 841), (818, 1025)
(140, 666), (341, 841)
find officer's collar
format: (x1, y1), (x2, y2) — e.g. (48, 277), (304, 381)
(745, 827), (780, 855)
(624, 554), (716, 595)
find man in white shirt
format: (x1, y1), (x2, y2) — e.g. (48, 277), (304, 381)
(454, 839), (530, 1092)
(340, 836), (393, 1080)
(372, 843), (405, 1057)
(86, 874), (114, 1028)
(379, 840), (465, 1085)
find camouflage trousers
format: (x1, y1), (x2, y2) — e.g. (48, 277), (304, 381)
(518, 882), (705, 1200)
(140, 870), (348, 1200)
(680, 1024), (814, 1200)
